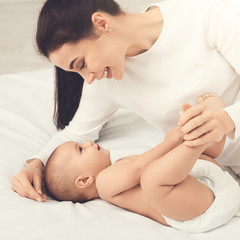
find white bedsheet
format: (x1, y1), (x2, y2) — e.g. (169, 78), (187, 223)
(1, 68), (240, 240)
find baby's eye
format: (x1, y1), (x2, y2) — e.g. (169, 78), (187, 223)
(79, 147), (83, 153)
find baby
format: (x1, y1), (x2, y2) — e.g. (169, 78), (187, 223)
(43, 94), (240, 233)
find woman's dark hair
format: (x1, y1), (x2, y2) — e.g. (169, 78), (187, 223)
(54, 67), (84, 130)
(36, 0), (123, 129)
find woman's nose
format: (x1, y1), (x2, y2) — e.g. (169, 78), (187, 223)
(79, 71), (95, 84)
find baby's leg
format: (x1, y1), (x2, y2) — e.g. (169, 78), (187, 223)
(141, 143), (214, 221)
(182, 93), (225, 114)
(143, 174), (214, 221)
(197, 93), (225, 112)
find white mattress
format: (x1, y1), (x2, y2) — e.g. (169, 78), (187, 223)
(1, 68), (240, 239)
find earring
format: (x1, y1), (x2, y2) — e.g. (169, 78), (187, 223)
(108, 28), (112, 32)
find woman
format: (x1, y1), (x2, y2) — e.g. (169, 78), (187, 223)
(11, 0), (240, 202)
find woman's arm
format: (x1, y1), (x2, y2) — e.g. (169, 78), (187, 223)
(31, 81), (118, 165)
(207, 1), (240, 139)
(13, 80), (117, 201)
(178, 0), (240, 145)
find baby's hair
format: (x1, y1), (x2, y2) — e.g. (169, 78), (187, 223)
(43, 147), (88, 203)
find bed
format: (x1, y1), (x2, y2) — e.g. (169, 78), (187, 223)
(2, 0), (240, 238)
(1, 68), (240, 240)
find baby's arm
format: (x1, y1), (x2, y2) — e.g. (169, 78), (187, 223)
(96, 128), (183, 201)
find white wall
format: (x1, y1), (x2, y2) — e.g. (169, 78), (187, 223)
(0, 0), (160, 12)
(0, 0), (42, 2)
(116, 0), (162, 12)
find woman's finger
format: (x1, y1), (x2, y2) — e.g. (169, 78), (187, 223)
(178, 104), (205, 126)
(180, 110), (212, 134)
(183, 120), (214, 141)
(24, 181), (44, 202)
(33, 173), (43, 195)
(184, 130), (218, 147)
(19, 175), (43, 201)
(181, 112), (212, 140)
(32, 175), (46, 202)
(184, 135), (209, 147)
(180, 115), (205, 134)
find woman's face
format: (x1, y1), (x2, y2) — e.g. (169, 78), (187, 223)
(49, 33), (126, 84)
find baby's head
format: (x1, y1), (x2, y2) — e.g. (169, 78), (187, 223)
(44, 140), (111, 203)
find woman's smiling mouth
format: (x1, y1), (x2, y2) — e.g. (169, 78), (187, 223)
(97, 67), (113, 80)
(103, 66), (109, 78)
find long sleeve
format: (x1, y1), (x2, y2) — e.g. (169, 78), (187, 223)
(206, 0), (240, 139)
(30, 80), (118, 165)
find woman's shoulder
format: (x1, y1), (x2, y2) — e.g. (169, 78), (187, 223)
(155, 0), (220, 12)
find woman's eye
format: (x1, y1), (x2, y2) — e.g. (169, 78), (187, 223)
(79, 147), (83, 153)
(79, 60), (85, 70)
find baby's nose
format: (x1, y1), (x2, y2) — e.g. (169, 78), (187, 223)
(85, 140), (93, 147)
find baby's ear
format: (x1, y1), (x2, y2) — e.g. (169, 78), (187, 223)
(75, 175), (94, 189)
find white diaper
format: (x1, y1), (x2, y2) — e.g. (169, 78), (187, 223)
(162, 159), (240, 233)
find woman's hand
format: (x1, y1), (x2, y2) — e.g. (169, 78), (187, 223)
(178, 103), (234, 147)
(11, 159), (46, 202)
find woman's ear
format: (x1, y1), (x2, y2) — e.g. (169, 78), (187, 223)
(91, 12), (111, 35)
(75, 175), (94, 189)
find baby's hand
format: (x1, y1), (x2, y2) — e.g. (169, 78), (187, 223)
(164, 127), (184, 145)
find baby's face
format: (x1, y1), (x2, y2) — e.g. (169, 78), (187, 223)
(56, 141), (111, 176)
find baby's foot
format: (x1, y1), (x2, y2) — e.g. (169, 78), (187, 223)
(197, 93), (225, 112)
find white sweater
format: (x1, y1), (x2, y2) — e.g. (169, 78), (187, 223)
(32, 0), (240, 172)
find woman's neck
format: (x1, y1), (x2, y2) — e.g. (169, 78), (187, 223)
(113, 6), (163, 57)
